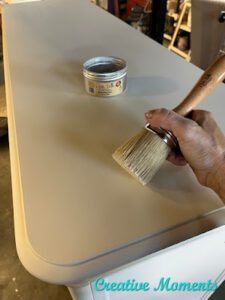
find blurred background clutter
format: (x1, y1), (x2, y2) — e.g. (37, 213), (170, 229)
(92, 0), (225, 69)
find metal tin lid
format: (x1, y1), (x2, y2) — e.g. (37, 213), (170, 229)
(83, 56), (127, 81)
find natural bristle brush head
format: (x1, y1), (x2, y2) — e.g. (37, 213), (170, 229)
(112, 126), (173, 185)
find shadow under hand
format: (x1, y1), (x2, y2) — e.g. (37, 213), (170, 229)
(149, 162), (197, 192)
(148, 160), (222, 214)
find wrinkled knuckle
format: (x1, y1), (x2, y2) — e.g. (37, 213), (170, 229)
(182, 120), (193, 132)
(158, 108), (169, 117)
(180, 120), (198, 140)
(158, 108), (176, 122)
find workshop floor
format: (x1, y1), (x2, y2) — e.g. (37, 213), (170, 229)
(1, 134), (225, 300)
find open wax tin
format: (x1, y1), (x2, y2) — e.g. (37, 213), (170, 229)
(83, 56), (127, 97)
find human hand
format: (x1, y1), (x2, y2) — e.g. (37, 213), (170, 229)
(145, 109), (225, 200)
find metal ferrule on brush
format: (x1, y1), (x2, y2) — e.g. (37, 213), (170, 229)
(145, 123), (178, 149)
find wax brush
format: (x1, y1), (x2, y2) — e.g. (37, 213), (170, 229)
(113, 54), (225, 185)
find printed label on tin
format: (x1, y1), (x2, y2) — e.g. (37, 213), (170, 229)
(85, 78), (125, 96)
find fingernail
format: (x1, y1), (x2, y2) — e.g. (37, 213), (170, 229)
(145, 112), (152, 119)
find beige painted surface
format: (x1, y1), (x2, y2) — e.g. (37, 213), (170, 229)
(3, 0), (225, 268)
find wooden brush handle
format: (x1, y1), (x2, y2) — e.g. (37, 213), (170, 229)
(173, 54), (225, 116)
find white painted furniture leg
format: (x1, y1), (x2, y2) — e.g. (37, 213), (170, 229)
(67, 284), (94, 300)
